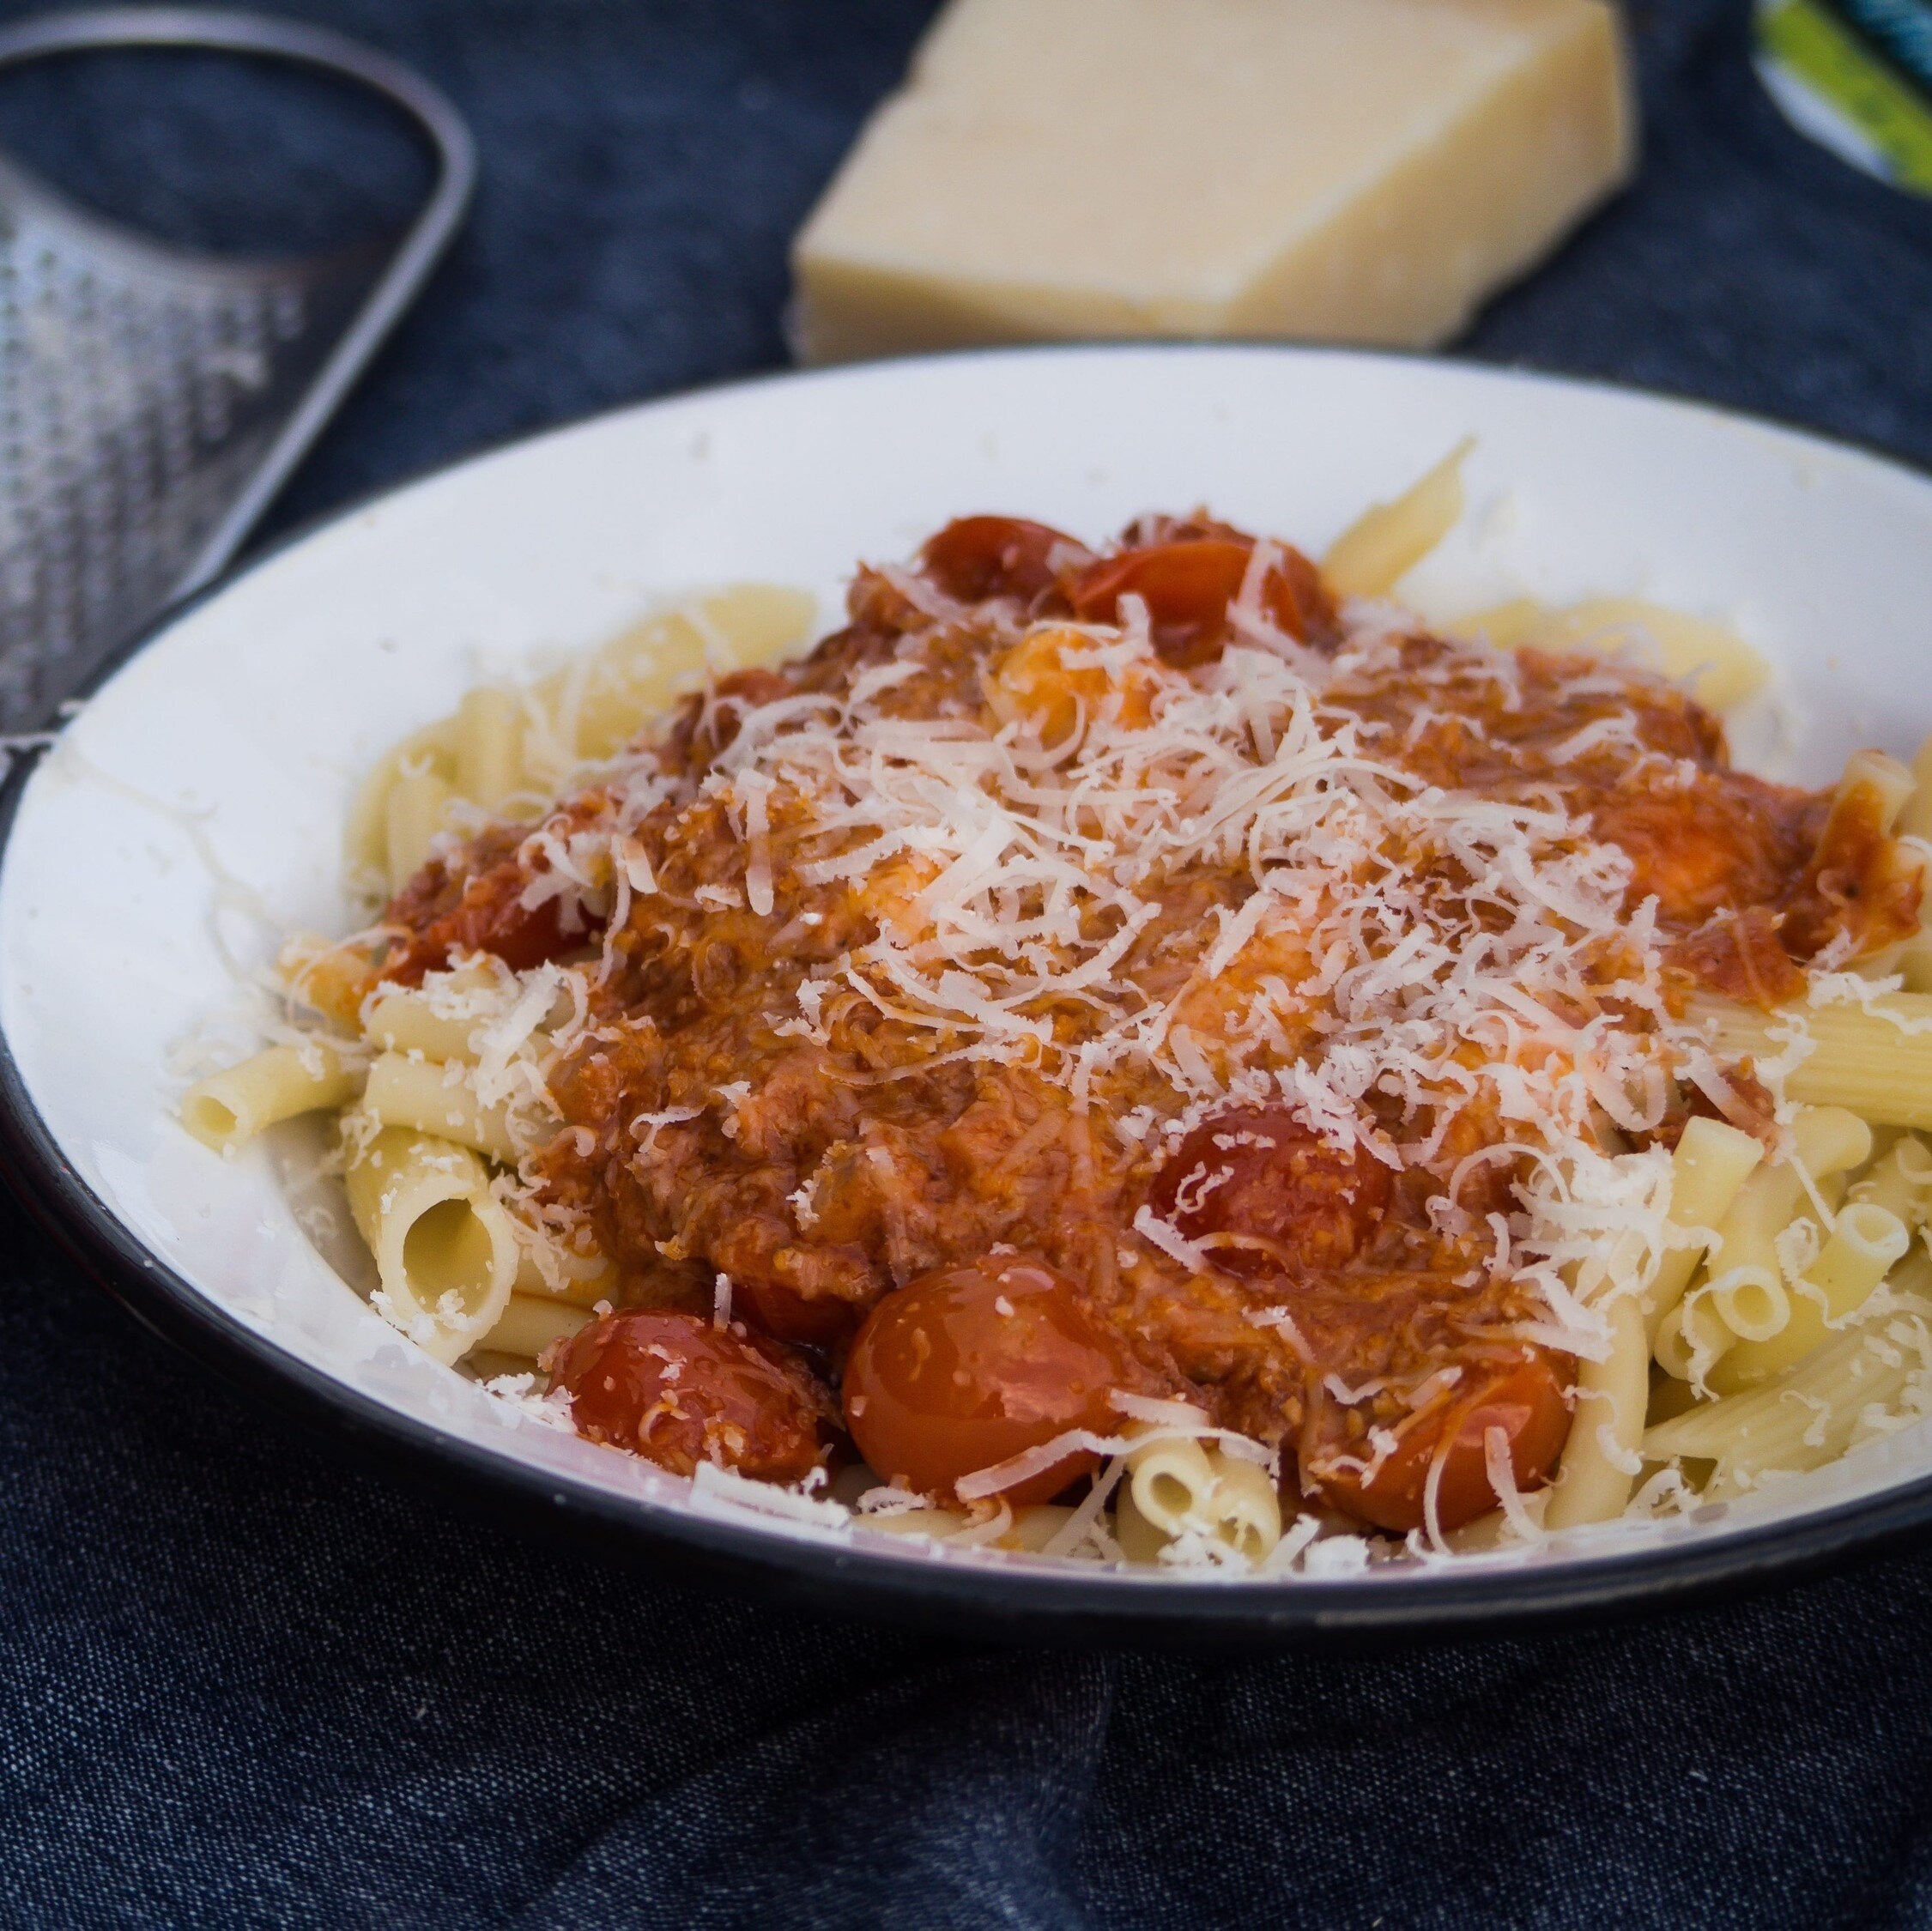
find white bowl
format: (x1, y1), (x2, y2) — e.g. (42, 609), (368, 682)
(9, 344), (1932, 1639)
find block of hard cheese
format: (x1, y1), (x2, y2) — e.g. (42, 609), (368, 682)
(790, 0), (1634, 362)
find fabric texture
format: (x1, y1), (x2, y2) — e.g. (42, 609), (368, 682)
(3, 1), (1932, 1923)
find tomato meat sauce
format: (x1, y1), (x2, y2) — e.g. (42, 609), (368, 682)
(368, 512), (1921, 1549)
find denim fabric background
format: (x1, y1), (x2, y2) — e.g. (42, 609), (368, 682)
(3, 1), (1932, 1924)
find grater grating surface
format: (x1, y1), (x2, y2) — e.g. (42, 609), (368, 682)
(0, 7), (472, 728)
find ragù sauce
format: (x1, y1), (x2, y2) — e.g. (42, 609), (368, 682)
(380, 516), (1918, 1534)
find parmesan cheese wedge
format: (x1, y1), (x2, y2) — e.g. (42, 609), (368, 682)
(791, 0), (1635, 362)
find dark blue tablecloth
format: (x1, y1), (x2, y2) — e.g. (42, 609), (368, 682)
(6, 2), (1932, 1923)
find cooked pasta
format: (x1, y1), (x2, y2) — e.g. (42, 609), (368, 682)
(342, 1122), (519, 1364)
(176, 475), (1932, 1575)
(479, 1291), (592, 1362)
(1322, 438), (1471, 598)
(361, 1052), (520, 1165)
(1643, 1117), (1765, 1337)
(180, 1043), (360, 1155)
(1546, 1294), (1649, 1531)
(1698, 996), (1932, 1130)
(1644, 1290), (1932, 1498)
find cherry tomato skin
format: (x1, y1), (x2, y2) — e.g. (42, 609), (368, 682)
(550, 1309), (833, 1483)
(841, 1258), (1131, 1505)
(731, 1274), (861, 1348)
(1148, 1108), (1390, 1276)
(1067, 539), (1336, 666)
(1315, 1350), (1572, 1535)
(918, 517), (1087, 605)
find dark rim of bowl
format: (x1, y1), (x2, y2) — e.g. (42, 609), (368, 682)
(8, 341), (1932, 1645)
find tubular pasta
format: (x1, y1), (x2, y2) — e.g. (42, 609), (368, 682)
(1850, 1134), (1932, 1226)
(511, 1243), (619, 1310)
(1545, 1292), (1649, 1530)
(1125, 1432), (1220, 1537)
(385, 766), (457, 893)
(342, 1123), (518, 1364)
(1643, 1116), (1765, 1340)
(1697, 996), (1932, 1131)
(1670, 1106), (1871, 1361)
(1654, 1291), (1734, 1384)
(1112, 1480), (1172, 1565)
(454, 686), (525, 814)
(362, 1051), (519, 1164)
(179, 1044), (360, 1154)
(1202, 1447), (1283, 1564)
(1321, 439), (1471, 599)
(1710, 1200), (1909, 1395)
(480, 1291), (592, 1362)
(1533, 600), (1769, 711)
(1644, 1296), (1932, 1496)
(363, 980), (493, 1064)
(344, 717), (457, 891)
(1896, 730), (1932, 842)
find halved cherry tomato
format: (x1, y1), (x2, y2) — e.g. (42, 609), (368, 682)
(1311, 1348), (1572, 1535)
(918, 516), (1087, 605)
(1066, 538), (1335, 667)
(1147, 1107), (1390, 1276)
(841, 1256), (1132, 1505)
(549, 1309), (835, 1483)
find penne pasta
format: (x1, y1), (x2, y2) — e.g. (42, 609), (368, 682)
(363, 984), (487, 1064)
(1526, 599), (1770, 711)
(1115, 1434), (1282, 1563)
(1896, 730), (1932, 844)
(1653, 1290), (1735, 1384)
(1834, 748), (1917, 834)
(861, 1501), (1079, 1555)
(1202, 1448), (1283, 1565)
(1112, 1480), (1172, 1565)
(997, 1504), (1081, 1554)
(344, 717), (457, 891)
(1709, 1269), (1790, 1346)
(1444, 596), (1549, 651)
(1126, 1433), (1220, 1537)
(1659, 1107), (1869, 1369)
(863, 1506), (972, 1541)
(528, 585), (817, 773)
(1849, 1134), (1932, 1226)
(510, 1242), (619, 1310)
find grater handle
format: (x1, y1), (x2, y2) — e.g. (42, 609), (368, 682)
(0, 4), (475, 608)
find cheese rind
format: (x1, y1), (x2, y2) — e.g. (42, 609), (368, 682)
(791, 0), (1635, 363)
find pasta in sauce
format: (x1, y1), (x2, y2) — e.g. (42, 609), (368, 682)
(182, 479), (1932, 1571)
